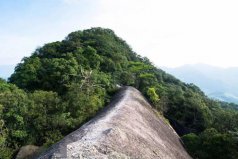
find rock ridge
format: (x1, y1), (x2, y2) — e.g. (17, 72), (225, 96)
(37, 87), (191, 159)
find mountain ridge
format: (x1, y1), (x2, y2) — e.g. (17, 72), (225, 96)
(1, 28), (237, 159)
(37, 87), (191, 159)
(163, 64), (238, 104)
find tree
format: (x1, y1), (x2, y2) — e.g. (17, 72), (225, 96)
(4, 27), (238, 159)
(9, 57), (41, 90)
(147, 87), (159, 105)
(182, 133), (200, 158)
(0, 104), (13, 159)
(27, 91), (69, 145)
(182, 128), (238, 159)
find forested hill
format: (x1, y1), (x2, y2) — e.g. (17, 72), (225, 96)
(0, 28), (238, 159)
(164, 64), (238, 104)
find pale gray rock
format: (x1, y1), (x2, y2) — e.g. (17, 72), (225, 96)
(37, 87), (192, 159)
(16, 145), (41, 159)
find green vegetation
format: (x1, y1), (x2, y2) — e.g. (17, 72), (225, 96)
(0, 28), (237, 158)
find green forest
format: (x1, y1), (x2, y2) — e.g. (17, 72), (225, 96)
(0, 28), (238, 159)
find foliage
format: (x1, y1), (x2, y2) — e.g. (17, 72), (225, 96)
(0, 28), (237, 158)
(147, 87), (159, 104)
(183, 128), (238, 159)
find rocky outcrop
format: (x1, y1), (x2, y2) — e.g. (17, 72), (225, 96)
(37, 87), (191, 159)
(16, 145), (41, 159)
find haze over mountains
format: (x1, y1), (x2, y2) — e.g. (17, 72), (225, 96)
(1, 28), (238, 159)
(164, 64), (238, 104)
(2, 63), (238, 105)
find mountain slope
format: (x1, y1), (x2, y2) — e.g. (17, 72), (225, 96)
(163, 64), (238, 104)
(1, 28), (237, 159)
(38, 87), (191, 159)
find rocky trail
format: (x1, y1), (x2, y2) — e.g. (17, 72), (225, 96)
(37, 87), (191, 159)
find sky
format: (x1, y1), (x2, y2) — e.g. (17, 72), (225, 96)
(1, 0), (238, 73)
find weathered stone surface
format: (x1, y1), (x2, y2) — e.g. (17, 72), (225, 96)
(37, 87), (192, 159)
(16, 145), (41, 159)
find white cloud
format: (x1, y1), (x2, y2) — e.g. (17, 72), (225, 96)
(0, 0), (99, 66)
(93, 0), (238, 68)
(1, 0), (238, 68)
(0, 35), (39, 65)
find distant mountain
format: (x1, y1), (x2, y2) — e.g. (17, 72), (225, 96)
(0, 65), (15, 80)
(2, 28), (238, 159)
(163, 64), (238, 104)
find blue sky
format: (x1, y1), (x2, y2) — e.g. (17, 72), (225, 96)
(0, 0), (99, 65)
(1, 0), (238, 78)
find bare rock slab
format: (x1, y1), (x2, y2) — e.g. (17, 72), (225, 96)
(16, 145), (41, 159)
(37, 87), (192, 159)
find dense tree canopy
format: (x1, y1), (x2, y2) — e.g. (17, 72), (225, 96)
(0, 28), (237, 158)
